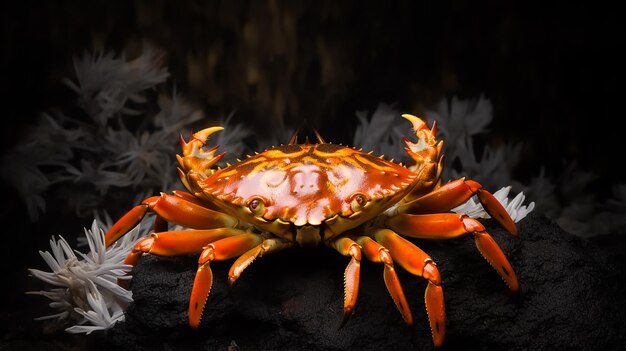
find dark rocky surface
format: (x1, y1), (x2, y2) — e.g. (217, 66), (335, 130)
(2, 214), (625, 350)
(103, 215), (626, 350)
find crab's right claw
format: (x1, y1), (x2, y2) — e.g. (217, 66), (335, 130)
(177, 126), (225, 176)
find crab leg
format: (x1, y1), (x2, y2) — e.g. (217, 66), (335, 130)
(105, 192), (238, 247)
(227, 238), (292, 286)
(190, 234), (264, 328)
(356, 236), (413, 326)
(331, 237), (362, 328)
(372, 229), (445, 348)
(397, 178), (518, 235)
(123, 228), (247, 266)
(172, 190), (217, 207)
(387, 213), (519, 292)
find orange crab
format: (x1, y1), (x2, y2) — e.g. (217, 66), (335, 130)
(105, 114), (519, 347)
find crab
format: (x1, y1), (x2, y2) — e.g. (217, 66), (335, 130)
(104, 114), (519, 347)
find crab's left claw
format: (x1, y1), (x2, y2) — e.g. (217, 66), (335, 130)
(401, 115), (445, 201)
(402, 114), (443, 168)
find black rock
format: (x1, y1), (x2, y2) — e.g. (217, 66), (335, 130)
(105, 214), (626, 350)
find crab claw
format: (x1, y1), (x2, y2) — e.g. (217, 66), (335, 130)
(402, 114), (443, 166)
(402, 114), (430, 134)
(177, 126), (225, 176)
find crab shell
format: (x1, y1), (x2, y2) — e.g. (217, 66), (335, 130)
(190, 143), (420, 246)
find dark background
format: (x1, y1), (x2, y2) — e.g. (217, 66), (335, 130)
(3, 1), (625, 185)
(1, 1), (625, 349)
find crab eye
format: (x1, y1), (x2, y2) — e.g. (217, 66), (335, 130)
(350, 193), (368, 212)
(248, 198), (266, 216)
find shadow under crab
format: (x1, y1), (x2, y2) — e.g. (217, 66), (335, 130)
(106, 215), (626, 350)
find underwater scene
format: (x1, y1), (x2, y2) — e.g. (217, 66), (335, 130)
(2, 2), (625, 350)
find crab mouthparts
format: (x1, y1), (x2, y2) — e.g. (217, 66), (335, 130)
(294, 224), (323, 247)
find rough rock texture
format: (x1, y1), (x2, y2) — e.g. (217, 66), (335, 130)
(103, 215), (626, 350)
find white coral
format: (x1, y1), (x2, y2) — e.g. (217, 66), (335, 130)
(427, 94), (493, 146)
(2, 46), (207, 221)
(64, 46), (169, 125)
(452, 186), (536, 223)
(353, 103), (411, 163)
(28, 220), (144, 333)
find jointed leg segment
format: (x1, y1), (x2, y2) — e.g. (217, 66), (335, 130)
(397, 178), (518, 235)
(228, 238), (292, 286)
(190, 234), (264, 328)
(373, 229), (446, 348)
(356, 236), (413, 326)
(330, 230), (447, 347)
(122, 227), (296, 330)
(387, 213), (519, 293)
(123, 228), (247, 266)
(331, 237), (362, 328)
(105, 191), (238, 247)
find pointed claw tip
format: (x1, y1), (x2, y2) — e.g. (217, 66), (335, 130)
(188, 304), (203, 329)
(507, 279), (521, 294)
(433, 333), (445, 348)
(401, 114), (426, 131)
(338, 308), (353, 329)
(498, 217), (518, 236)
(404, 316), (414, 327)
(401, 113), (420, 122)
(430, 318), (446, 348)
(510, 285), (522, 298)
(425, 283), (446, 348)
(193, 126), (224, 142)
